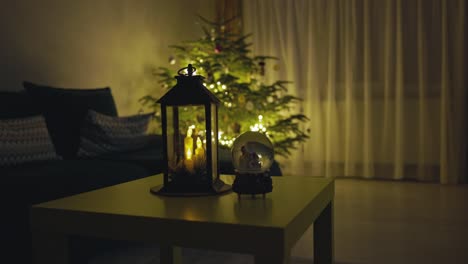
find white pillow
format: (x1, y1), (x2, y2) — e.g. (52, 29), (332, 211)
(77, 110), (153, 158)
(0, 116), (61, 166)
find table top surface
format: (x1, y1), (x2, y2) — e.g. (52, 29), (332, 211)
(33, 175), (334, 229)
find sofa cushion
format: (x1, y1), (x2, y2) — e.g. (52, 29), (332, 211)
(77, 110), (153, 158)
(23, 82), (118, 159)
(90, 134), (164, 175)
(0, 91), (39, 118)
(0, 115), (60, 166)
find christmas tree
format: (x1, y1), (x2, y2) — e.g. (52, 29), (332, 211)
(140, 17), (309, 157)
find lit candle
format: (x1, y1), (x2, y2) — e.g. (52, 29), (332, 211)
(185, 148), (194, 171)
(186, 147), (193, 160)
(195, 137), (205, 158)
(184, 127), (193, 160)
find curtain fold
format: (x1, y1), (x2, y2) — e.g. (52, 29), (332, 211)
(243, 0), (466, 183)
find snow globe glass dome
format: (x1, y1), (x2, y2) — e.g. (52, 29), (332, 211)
(231, 131), (274, 174)
(231, 131), (274, 197)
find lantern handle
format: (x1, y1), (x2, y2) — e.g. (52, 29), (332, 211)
(178, 64), (196, 76)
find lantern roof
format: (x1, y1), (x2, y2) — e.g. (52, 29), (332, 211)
(157, 65), (220, 106)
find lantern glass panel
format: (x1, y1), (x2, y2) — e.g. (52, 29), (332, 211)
(168, 105), (208, 185)
(165, 106), (178, 177)
(210, 103), (218, 181)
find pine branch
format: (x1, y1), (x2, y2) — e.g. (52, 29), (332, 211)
(140, 15), (310, 158)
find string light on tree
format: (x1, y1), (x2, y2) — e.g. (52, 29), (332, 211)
(140, 16), (309, 157)
(250, 115), (267, 133)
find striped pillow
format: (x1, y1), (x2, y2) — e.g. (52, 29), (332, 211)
(77, 110), (153, 158)
(0, 116), (60, 166)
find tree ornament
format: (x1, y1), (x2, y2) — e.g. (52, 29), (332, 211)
(245, 101), (254, 111)
(168, 55), (176, 65)
(259, 60), (266, 76)
(210, 28), (216, 41)
(215, 43), (222, 53)
(206, 72), (213, 83)
(238, 94), (246, 105)
(196, 114), (204, 123)
(233, 123), (241, 134)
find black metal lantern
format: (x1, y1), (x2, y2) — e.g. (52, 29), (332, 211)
(150, 64), (232, 196)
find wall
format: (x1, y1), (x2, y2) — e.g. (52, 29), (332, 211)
(0, 0), (215, 115)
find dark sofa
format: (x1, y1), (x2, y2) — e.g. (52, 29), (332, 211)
(0, 85), (165, 263)
(1, 84), (282, 263)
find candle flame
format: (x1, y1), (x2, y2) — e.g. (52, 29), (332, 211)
(186, 148), (192, 160)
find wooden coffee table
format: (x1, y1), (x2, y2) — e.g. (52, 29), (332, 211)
(31, 175), (334, 264)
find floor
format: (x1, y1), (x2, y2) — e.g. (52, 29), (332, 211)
(292, 178), (468, 264)
(92, 178), (468, 264)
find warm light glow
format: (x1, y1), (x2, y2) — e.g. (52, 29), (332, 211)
(195, 137), (205, 158)
(250, 115), (267, 132)
(184, 127), (193, 160)
(186, 148), (193, 160)
(218, 130), (235, 146)
(184, 153), (194, 172)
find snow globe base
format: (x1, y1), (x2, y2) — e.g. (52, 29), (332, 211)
(232, 171), (273, 198)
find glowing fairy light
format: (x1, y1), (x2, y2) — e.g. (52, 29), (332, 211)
(250, 115), (267, 132)
(218, 130), (235, 146)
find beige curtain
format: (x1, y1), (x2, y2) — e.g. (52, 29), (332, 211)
(243, 0), (466, 183)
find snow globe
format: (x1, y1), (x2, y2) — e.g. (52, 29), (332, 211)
(231, 131), (274, 198)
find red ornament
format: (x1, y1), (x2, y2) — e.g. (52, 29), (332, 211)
(215, 44), (222, 53)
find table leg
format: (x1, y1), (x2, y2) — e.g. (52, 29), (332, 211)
(314, 202), (333, 264)
(160, 244), (182, 264)
(31, 230), (69, 264)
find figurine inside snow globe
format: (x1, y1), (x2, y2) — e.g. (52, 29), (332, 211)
(231, 131), (274, 198)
